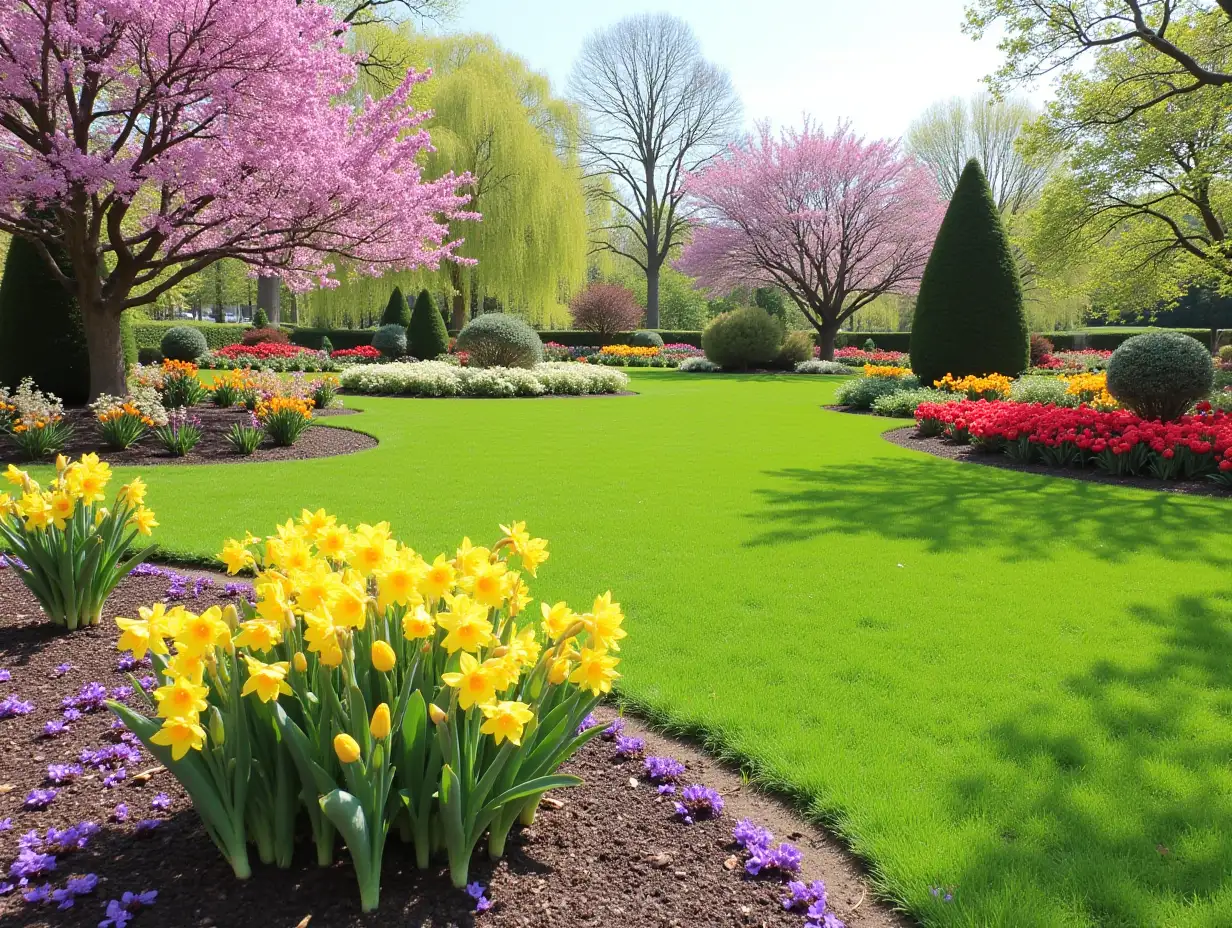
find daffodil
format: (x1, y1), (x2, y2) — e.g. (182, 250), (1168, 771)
(292, 651), (308, 673)
(267, 534), (313, 573)
(299, 507), (336, 540)
(508, 624), (541, 668)
(47, 491), (74, 530)
(480, 700), (535, 746)
(333, 733), (361, 764)
(240, 656), (292, 703)
(370, 703), (392, 740)
(151, 716), (207, 760)
(233, 618), (282, 652)
(174, 606), (231, 657)
(4, 464), (29, 487)
(254, 578), (293, 626)
(418, 553), (456, 601)
(441, 652), (499, 710)
(128, 506), (158, 536)
(19, 491), (53, 531)
(115, 617), (158, 659)
(315, 523), (352, 561)
(218, 538), (256, 575)
(401, 604), (436, 640)
(504, 572), (531, 617)
(375, 553), (425, 611)
(583, 592), (627, 653)
(165, 651), (207, 684)
(371, 639), (396, 672)
(303, 609), (345, 667)
(289, 559), (342, 612)
(540, 601), (577, 641)
(569, 647), (621, 696)
(437, 594), (495, 654)
(462, 560), (507, 609)
(519, 536), (549, 576)
(328, 581), (369, 630)
(118, 477), (147, 507)
(350, 522), (394, 575)
(454, 537), (490, 577)
(65, 453), (110, 504)
(153, 675), (210, 720)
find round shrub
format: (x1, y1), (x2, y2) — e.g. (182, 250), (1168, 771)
(678, 357), (721, 373)
(776, 330), (814, 368)
(1010, 375), (1077, 407)
(160, 325), (209, 361)
(138, 347), (164, 365)
(455, 314), (544, 369)
(241, 327), (289, 346)
(1218, 344), (1232, 363)
(372, 323), (409, 359)
(1105, 331), (1214, 421)
(870, 387), (957, 418)
(795, 359), (849, 374)
(569, 282), (642, 335)
(252, 307), (270, 328)
(834, 373), (919, 409)
(1030, 334), (1054, 366)
(702, 307), (783, 370)
(629, 330), (664, 348)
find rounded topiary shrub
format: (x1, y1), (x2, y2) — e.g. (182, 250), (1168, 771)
(161, 325), (209, 361)
(629, 330), (664, 348)
(702, 307), (783, 370)
(1105, 331), (1214, 421)
(372, 323), (409, 359)
(455, 314), (544, 369)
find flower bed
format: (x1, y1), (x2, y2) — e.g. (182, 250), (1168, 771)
(914, 399), (1232, 486)
(1033, 349), (1113, 372)
(831, 347), (909, 366)
(198, 344), (343, 372)
(340, 361), (630, 397)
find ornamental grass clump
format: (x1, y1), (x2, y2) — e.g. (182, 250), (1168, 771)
(107, 516), (624, 912)
(152, 409), (203, 456)
(226, 416), (264, 456)
(0, 456), (157, 629)
(0, 378), (74, 460)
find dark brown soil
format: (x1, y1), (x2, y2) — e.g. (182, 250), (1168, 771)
(0, 405), (376, 468)
(882, 425), (1232, 498)
(0, 568), (907, 928)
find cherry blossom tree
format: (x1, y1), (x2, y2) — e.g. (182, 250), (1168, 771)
(0, 0), (476, 396)
(678, 122), (945, 359)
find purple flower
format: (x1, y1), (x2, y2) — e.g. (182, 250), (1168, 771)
(929, 886), (954, 903)
(805, 905), (845, 928)
(465, 881), (492, 914)
(784, 880), (828, 913)
(24, 788), (57, 810)
(0, 694), (35, 718)
(101, 889), (158, 928)
(63, 682), (108, 713)
(62, 707), (82, 722)
(223, 582), (253, 599)
(733, 819), (773, 852)
(128, 563), (164, 577)
(0, 882), (12, 895)
(41, 719), (68, 738)
(614, 735), (645, 758)
(22, 882), (52, 904)
(150, 793), (172, 811)
(44, 822), (99, 854)
(0, 818), (10, 831)
(746, 842), (802, 876)
(643, 755), (685, 783)
(7, 846), (56, 880)
(46, 763), (83, 785)
(137, 675), (156, 692)
(675, 784), (723, 822)
(0, 668), (10, 682)
(103, 768), (127, 788)
(53, 663), (72, 677)
(109, 685), (134, 702)
(601, 717), (625, 740)
(112, 804), (129, 823)
(134, 819), (161, 836)
(49, 872), (99, 908)
(115, 654), (151, 672)
(575, 713), (597, 735)
(656, 784), (676, 795)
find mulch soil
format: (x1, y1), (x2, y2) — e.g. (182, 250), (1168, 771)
(0, 406), (375, 468)
(881, 424), (1232, 498)
(0, 567), (907, 928)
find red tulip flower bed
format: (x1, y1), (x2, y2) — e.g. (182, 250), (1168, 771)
(915, 399), (1232, 487)
(215, 341), (312, 360)
(330, 345), (381, 360)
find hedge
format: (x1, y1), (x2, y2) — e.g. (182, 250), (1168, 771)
(1048, 328), (1218, 351)
(133, 321), (250, 351)
(287, 326), (375, 351)
(474, 330), (705, 348)
(834, 331), (912, 351)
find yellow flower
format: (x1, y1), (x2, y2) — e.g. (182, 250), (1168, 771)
(165, 650), (206, 684)
(370, 702), (391, 740)
(292, 651), (308, 673)
(4, 464), (30, 487)
(462, 559), (507, 609)
(0, 491), (14, 519)
(499, 520), (530, 552)
(568, 647), (621, 696)
(19, 491), (53, 531)
(153, 675), (210, 720)
(428, 703), (448, 725)
(401, 604), (436, 640)
(504, 572), (532, 617)
(441, 652), (498, 710)
(128, 506), (158, 536)
(454, 537), (490, 577)
(267, 534), (313, 573)
(218, 538), (255, 575)
(254, 577), (293, 626)
(540, 601), (577, 641)
(289, 559), (341, 612)
(519, 536), (549, 576)
(118, 477), (147, 507)
(115, 617), (158, 659)
(583, 592), (627, 653)
(548, 652), (573, 685)
(328, 581), (369, 630)
(174, 606), (231, 657)
(143, 602), (184, 640)
(240, 655), (292, 703)
(508, 623), (541, 668)
(479, 700), (535, 746)
(316, 523), (352, 561)
(333, 733), (361, 764)
(47, 491), (75, 530)
(65, 453), (110, 504)
(303, 609), (344, 667)
(151, 715), (206, 760)
(371, 639), (396, 673)
(233, 618), (282, 652)
(485, 653), (521, 692)
(437, 594), (495, 654)
(375, 554), (425, 612)
(350, 522), (394, 575)
(299, 507), (336, 540)
(419, 553), (457, 601)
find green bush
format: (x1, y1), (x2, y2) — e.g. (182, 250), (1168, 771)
(795, 360), (852, 375)
(252, 307), (270, 329)
(372, 323), (408, 359)
(870, 387), (957, 418)
(133, 321), (249, 351)
(381, 286), (412, 328)
(629, 330), (664, 348)
(1218, 345), (1232, 363)
(0, 234), (91, 403)
(834, 373), (920, 410)
(287, 327), (374, 351)
(160, 324), (209, 361)
(1105, 331), (1214, 421)
(776, 330), (814, 368)
(910, 159), (1029, 386)
(702, 307), (784, 370)
(1010, 376), (1078, 407)
(455, 314), (544, 369)
(408, 289), (449, 360)
(321, 336), (334, 355)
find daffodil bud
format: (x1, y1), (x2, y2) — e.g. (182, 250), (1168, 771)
(333, 733), (361, 764)
(370, 702), (391, 740)
(421, 641), (432, 654)
(293, 651), (308, 673)
(371, 640), (396, 673)
(491, 645), (509, 659)
(428, 703), (448, 725)
(221, 604), (239, 632)
(208, 706), (226, 747)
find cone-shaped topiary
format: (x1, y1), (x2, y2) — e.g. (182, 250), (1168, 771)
(252, 307), (270, 329)
(408, 289), (449, 360)
(909, 158), (1028, 387)
(381, 286), (412, 328)
(0, 233), (90, 403)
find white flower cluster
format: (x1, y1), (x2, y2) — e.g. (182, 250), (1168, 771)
(89, 386), (169, 426)
(794, 360), (850, 375)
(1, 377), (65, 424)
(678, 357), (721, 373)
(340, 361), (629, 397)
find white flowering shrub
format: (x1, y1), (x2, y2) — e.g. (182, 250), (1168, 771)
(795, 360), (850, 375)
(678, 357), (721, 373)
(340, 361), (629, 397)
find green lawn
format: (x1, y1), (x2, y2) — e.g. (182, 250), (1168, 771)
(77, 371), (1232, 926)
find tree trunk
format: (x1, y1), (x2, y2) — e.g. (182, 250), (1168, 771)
(81, 306), (127, 399)
(258, 275), (281, 325)
(645, 262), (660, 329)
(816, 322), (840, 361)
(449, 265), (467, 331)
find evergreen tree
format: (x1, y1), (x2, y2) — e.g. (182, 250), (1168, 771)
(910, 158), (1028, 386)
(0, 233), (90, 403)
(408, 289), (449, 359)
(381, 286), (412, 327)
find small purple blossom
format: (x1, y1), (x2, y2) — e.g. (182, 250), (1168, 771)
(46, 763), (83, 785)
(109, 685), (134, 702)
(103, 768), (127, 788)
(44, 822), (99, 854)
(137, 675), (156, 692)
(675, 784), (724, 822)
(112, 804), (129, 823)
(41, 719), (68, 738)
(24, 788), (57, 810)
(223, 581), (254, 599)
(150, 793), (172, 811)
(465, 881), (492, 915)
(614, 735), (645, 759)
(62, 681), (108, 713)
(114, 654), (150, 672)
(100, 890), (157, 928)
(22, 882), (52, 904)
(643, 755), (685, 783)
(733, 818), (773, 851)
(51, 871), (98, 909)
(784, 880), (828, 912)
(62, 707), (82, 722)
(0, 818), (10, 831)
(0, 668), (10, 682)
(746, 842), (802, 876)
(53, 663), (72, 677)
(0, 694), (34, 718)
(575, 713), (597, 735)
(134, 819), (161, 836)
(656, 784), (676, 795)
(601, 717), (625, 740)
(7, 846), (56, 880)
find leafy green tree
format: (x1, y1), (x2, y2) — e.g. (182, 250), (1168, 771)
(911, 159), (1029, 385)
(408, 289), (449, 358)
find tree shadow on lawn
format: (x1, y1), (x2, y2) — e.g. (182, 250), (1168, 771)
(746, 458), (1232, 566)
(940, 590), (1232, 925)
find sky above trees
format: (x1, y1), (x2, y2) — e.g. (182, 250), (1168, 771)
(452, 0), (1047, 138)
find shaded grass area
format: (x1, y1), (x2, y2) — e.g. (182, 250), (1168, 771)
(31, 369), (1232, 927)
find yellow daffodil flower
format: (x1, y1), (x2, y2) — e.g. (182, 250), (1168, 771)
(418, 553), (456, 601)
(350, 522), (394, 575)
(218, 538), (256, 575)
(462, 559), (507, 609)
(153, 675), (210, 720)
(540, 601), (577, 641)
(328, 582), (369, 630)
(315, 523), (351, 561)
(298, 507), (336, 540)
(165, 651), (207, 684)
(370, 702), (391, 740)
(118, 477), (147, 507)
(47, 491), (74, 530)
(151, 715), (207, 760)
(569, 647), (621, 696)
(240, 655), (292, 703)
(333, 733), (361, 764)
(303, 609), (344, 667)
(371, 639), (396, 672)
(437, 594), (494, 654)
(454, 537), (491, 578)
(441, 652), (498, 710)
(128, 506), (158, 536)
(174, 606), (231, 657)
(292, 651), (308, 673)
(480, 700), (535, 746)
(401, 604), (436, 640)
(583, 592), (627, 653)
(233, 618), (282, 652)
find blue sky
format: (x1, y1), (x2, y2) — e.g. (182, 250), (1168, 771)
(450, 0), (1046, 140)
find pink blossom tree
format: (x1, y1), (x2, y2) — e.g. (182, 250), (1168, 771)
(0, 0), (476, 396)
(678, 122), (945, 360)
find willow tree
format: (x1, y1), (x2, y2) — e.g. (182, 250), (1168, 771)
(311, 29), (588, 329)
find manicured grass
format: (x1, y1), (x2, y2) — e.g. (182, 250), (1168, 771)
(56, 371), (1232, 926)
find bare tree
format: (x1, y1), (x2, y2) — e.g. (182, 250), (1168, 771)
(570, 13), (741, 328)
(906, 93), (1052, 213)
